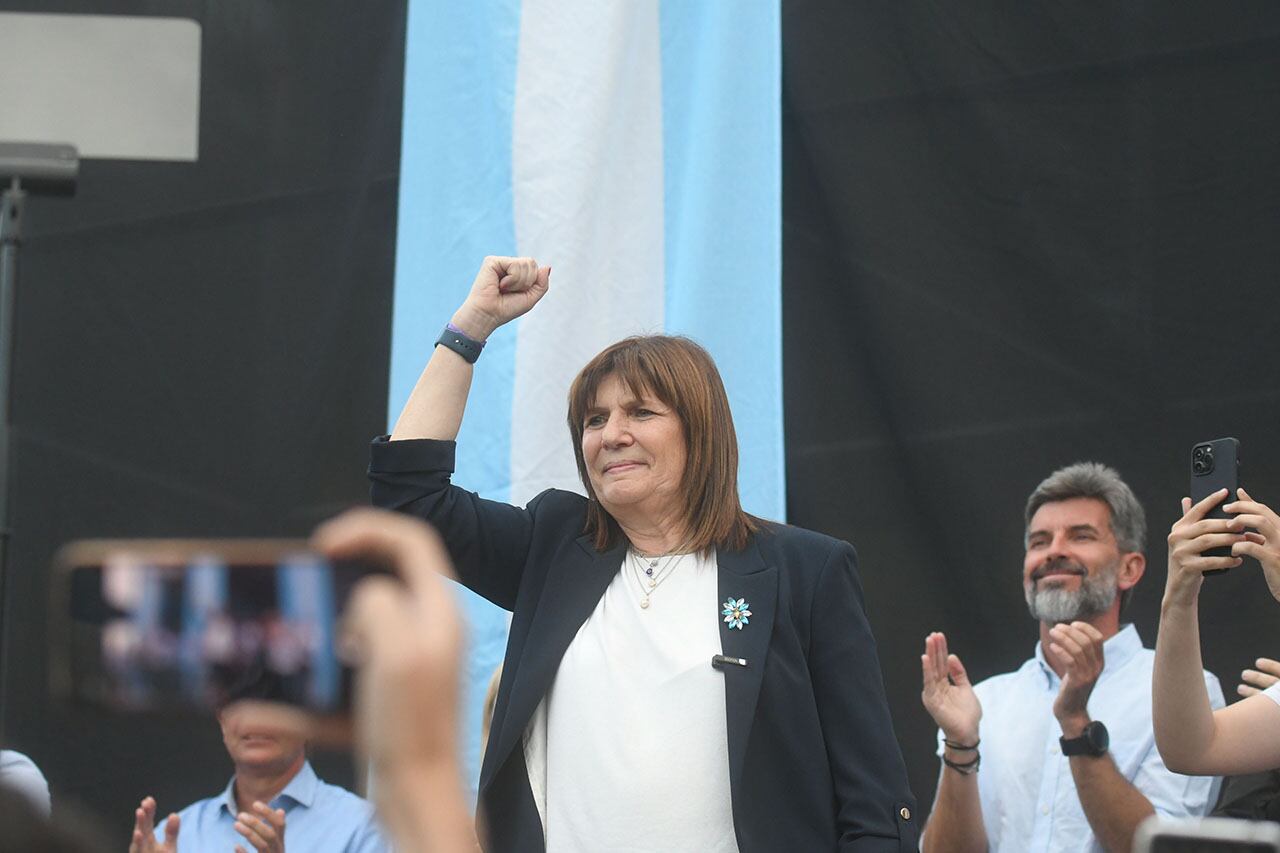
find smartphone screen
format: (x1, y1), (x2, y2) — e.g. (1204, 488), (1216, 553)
(54, 540), (379, 715)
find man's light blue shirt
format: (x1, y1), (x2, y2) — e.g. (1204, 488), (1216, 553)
(158, 760), (388, 852)
(934, 624), (1224, 853)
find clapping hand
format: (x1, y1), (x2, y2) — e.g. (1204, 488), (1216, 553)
(1047, 621), (1105, 732)
(128, 796), (179, 853)
(234, 801), (286, 853)
(921, 632), (982, 745)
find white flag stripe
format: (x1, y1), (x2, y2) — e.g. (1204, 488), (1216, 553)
(509, 0), (667, 507)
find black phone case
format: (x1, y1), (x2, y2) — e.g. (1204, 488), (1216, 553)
(1190, 437), (1240, 571)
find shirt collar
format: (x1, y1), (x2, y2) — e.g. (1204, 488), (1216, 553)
(218, 760), (318, 816)
(1033, 622), (1142, 684)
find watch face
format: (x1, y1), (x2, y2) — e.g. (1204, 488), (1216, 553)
(1087, 721), (1109, 753)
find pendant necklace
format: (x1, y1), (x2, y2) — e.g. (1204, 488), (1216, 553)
(629, 548), (684, 609)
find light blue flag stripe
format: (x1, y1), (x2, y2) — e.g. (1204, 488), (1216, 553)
(391, 0), (523, 803)
(660, 1), (784, 522)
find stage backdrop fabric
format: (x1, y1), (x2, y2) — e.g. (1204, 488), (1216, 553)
(392, 0), (782, 797)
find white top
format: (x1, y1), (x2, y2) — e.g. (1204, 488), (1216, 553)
(1261, 680), (1280, 706)
(526, 548), (738, 852)
(933, 625), (1223, 853)
(0, 749), (51, 816)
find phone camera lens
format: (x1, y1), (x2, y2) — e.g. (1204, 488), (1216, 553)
(1192, 445), (1215, 475)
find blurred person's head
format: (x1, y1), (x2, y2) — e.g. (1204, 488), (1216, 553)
(217, 661), (307, 778)
(0, 785), (103, 853)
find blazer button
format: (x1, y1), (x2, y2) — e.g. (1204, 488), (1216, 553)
(899, 807), (912, 821)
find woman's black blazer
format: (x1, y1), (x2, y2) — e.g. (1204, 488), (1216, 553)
(370, 437), (918, 852)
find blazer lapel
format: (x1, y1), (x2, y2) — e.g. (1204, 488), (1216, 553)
(718, 538), (777, 797)
(487, 534), (624, 778)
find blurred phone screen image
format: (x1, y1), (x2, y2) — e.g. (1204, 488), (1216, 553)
(59, 543), (367, 714)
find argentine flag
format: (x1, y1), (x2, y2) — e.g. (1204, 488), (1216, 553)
(389, 0), (782, 799)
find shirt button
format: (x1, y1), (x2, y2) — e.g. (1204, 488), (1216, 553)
(899, 807), (912, 821)
(1042, 805), (1050, 815)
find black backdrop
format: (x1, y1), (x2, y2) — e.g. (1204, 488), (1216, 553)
(1, 0), (1279, 838)
(0, 0), (406, 834)
(784, 1), (1280, 818)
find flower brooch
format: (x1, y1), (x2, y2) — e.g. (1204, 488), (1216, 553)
(722, 597), (752, 630)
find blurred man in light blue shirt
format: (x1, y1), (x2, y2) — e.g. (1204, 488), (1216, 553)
(128, 700), (387, 853)
(920, 462), (1223, 853)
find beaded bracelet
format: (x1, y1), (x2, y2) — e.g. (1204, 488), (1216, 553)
(943, 752), (981, 775)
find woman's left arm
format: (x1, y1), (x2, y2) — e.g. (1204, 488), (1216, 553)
(1155, 489), (1280, 776)
(808, 541), (918, 852)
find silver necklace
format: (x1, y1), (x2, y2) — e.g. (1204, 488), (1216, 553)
(628, 549), (685, 609)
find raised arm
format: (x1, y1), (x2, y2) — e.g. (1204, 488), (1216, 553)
(1048, 621), (1154, 853)
(317, 509), (476, 853)
(390, 256), (550, 442)
(1154, 488), (1280, 775)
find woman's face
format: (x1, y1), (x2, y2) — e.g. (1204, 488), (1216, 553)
(581, 373), (687, 522)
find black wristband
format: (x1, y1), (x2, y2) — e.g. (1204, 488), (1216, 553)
(943, 737), (980, 751)
(942, 752), (981, 775)
(436, 324), (485, 364)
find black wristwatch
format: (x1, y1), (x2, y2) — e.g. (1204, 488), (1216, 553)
(1060, 720), (1109, 757)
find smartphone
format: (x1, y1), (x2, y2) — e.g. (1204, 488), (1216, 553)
(51, 539), (384, 717)
(1134, 815), (1280, 852)
(1190, 437), (1241, 571)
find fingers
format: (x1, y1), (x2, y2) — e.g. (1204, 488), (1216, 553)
(133, 797), (157, 837)
(1233, 540), (1271, 563)
(494, 256), (540, 294)
(1256, 657), (1280, 677)
(1240, 665), (1280, 692)
(163, 813), (180, 846)
(1225, 490), (1278, 526)
(1048, 622), (1104, 673)
(312, 508), (455, 592)
(234, 802), (284, 852)
(1226, 513), (1279, 540)
(344, 577), (419, 665)
(947, 653), (970, 687)
(1180, 488), (1231, 524)
(1239, 684), (1261, 698)
(923, 632), (951, 682)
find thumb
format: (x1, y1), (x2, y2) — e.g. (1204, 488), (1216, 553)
(947, 653), (971, 687)
(536, 265), (551, 290)
(164, 813), (180, 845)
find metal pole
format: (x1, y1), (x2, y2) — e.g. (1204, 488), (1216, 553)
(0, 177), (24, 732)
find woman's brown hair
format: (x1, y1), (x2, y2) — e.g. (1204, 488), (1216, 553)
(566, 335), (758, 553)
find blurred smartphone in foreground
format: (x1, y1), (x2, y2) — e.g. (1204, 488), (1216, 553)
(1134, 815), (1280, 852)
(51, 539), (384, 718)
(1190, 437), (1241, 571)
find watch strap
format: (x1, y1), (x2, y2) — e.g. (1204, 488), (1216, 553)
(436, 324), (485, 364)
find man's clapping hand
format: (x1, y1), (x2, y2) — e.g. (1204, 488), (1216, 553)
(128, 796), (179, 853)
(921, 632), (982, 745)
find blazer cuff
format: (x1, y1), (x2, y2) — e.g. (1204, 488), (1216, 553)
(369, 435), (457, 473)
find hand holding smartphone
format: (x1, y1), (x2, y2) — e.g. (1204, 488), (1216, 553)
(1190, 437), (1242, 574)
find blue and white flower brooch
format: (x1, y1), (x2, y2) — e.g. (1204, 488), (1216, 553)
(721, 597), (752, 630)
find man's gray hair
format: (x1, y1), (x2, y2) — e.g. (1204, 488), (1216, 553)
(1024, 461), (1146, 611)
